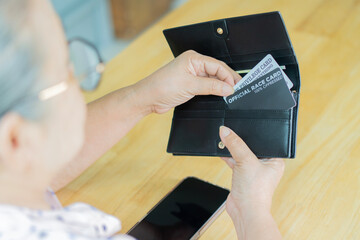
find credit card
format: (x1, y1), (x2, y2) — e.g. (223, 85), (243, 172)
(236, 65), (286, 74)
(224, 54), (293, 103)
(225, 68), (296, 110)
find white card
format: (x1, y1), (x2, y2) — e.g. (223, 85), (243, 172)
(224, 54), (293, 103)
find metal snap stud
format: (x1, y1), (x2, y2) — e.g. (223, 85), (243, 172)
(218, 141), (225, 149)
(217, 27), (224, 35)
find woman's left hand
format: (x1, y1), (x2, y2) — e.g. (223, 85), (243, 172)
(134, 50), (241, 114)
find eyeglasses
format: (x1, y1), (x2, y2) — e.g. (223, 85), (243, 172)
(38, 38), (105, 101)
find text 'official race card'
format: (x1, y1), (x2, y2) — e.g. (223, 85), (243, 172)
(230, 54), (293, 94)
(224, 54), (296, 110)
(225, 68), (296, 110)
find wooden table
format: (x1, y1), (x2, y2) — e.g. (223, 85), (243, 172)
(58, 0), (360, 239)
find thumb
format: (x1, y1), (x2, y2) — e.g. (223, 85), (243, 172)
(219, 126), (258, 166)
(191, 76), (234, 97)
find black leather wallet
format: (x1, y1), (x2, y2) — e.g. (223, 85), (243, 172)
(163, 11), (300, 158)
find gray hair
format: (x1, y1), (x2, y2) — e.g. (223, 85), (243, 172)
(0, 0), (44, 120)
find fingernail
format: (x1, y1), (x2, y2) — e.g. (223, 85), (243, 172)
(222, 84), (234, 95)
(220, 126), (231, 137)
(260, 158), (271, 162)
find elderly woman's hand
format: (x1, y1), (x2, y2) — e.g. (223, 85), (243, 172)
(219, 126), (284, 239)
(134, 50), (241, 114)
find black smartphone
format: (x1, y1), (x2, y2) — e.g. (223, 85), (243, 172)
(127, 177), (229, 240)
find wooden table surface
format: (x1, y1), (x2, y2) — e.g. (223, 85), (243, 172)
(58, 0), (360, 239)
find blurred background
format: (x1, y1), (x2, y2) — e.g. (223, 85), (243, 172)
(51, 0), (188, 62)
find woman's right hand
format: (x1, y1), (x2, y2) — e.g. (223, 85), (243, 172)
(219, 126), (284, 239)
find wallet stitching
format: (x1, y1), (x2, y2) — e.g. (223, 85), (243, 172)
(178, 108), (291, 113)
(287, 108), (293, 157)
(173, 150), (288, 157)
(174, 118), (290, 122)
(224, 109), (290, 113)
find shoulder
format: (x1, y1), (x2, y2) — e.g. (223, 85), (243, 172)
(0, 205), (33, 239)
(0, 203), (135, 240)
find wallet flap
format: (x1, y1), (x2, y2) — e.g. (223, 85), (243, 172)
(163, 11), (300, 90)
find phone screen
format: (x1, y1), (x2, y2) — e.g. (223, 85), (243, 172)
(127, 177), (229, 240)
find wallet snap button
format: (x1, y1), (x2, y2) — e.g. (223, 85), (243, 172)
(218, 141), (225, 149)
(217, 27), (224, 35)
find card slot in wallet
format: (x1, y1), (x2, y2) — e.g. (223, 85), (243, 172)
(177, 98), (225, 111)
(168, 109), (292, 157)
(225, 109), (291, 119)
(173, 110), (225, 119)
(167, 118), (223, 155)
(222, 118), (291, 158)
(174, 109), (291, 119)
